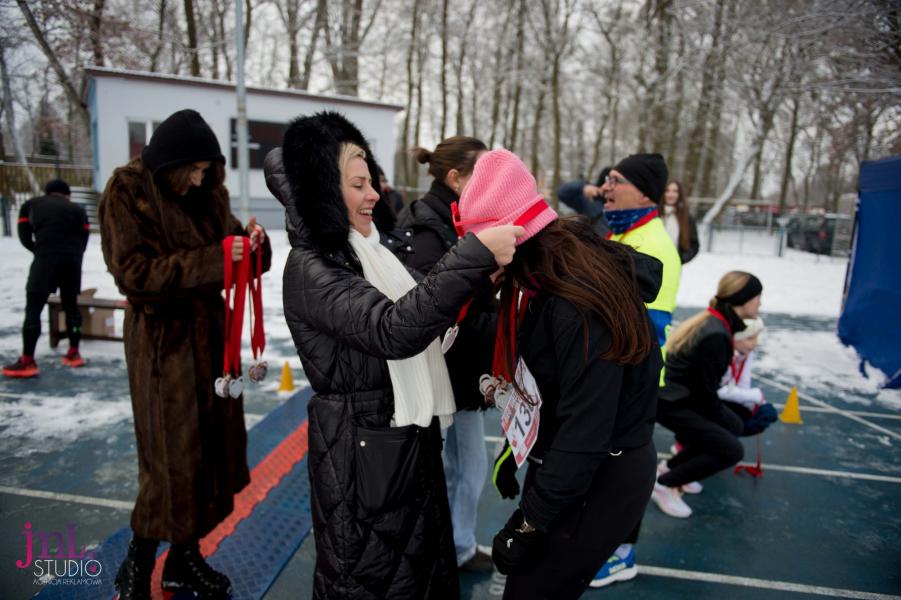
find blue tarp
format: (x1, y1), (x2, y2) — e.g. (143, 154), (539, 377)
(838, 155), (901, 388)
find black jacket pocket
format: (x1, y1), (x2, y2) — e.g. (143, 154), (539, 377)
(354, 423), (423, 518)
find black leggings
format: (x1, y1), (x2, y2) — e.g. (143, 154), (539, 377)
(656, 402), (744, 488)
(503, 441), (657, 600)
(23, 257), (82, 356)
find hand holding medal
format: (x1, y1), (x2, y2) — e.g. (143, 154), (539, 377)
(216, 232), (267, 398)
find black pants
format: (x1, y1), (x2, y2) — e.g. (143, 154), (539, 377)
(23, 256), (82, 356)
(656, 401), (744, 488)
(503, 441), (657, 600)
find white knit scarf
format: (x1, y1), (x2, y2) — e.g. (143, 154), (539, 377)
(348, 225), (455, 428)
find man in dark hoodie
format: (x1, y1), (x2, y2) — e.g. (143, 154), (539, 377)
(3, 179), (89, 378)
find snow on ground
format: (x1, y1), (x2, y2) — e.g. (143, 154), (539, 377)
(678, 229), (848, 317)
(0, 228), (897, 412)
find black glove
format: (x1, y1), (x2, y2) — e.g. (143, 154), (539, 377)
(491, 509), (545, 575)
(493, 439), (520, 499)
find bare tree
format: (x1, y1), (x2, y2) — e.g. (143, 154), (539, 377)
(0, 42), (38, 192)
(183, 0), (201, 76)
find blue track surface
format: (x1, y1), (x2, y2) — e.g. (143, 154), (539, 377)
(2, 307), (900, 599)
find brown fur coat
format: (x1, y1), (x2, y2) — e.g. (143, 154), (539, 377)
(99, 161), (272, 543)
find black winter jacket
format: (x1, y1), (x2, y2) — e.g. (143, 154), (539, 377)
(18, 194), (89, 257)
(397, 181), (497, 411)
(266, 139), (496, 598)
(395, 181), (459, 274)
(517, 249), (663, 532)
(658, 313), (734, 417)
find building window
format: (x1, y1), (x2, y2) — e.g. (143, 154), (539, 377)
(230, 119), (287, 169)
(128, 121), (146, 159)
(128, 121), (162, 159)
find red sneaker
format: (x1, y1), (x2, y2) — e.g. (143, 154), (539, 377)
(62, 348), (86, 368)
(3, 357), (39, 378)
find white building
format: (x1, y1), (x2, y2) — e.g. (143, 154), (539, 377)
(85, 67), (402, 228)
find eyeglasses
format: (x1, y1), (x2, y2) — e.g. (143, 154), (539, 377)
(605, 175), (632, 188)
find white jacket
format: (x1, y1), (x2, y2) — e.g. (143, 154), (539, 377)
(718, 351), (764, 411)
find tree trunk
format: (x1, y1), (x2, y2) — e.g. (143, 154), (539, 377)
(1, 45), (39, 193)
(778, 95), (800, 214)
(439, 0), (448, 139)
(15, 0), (90, 131)
(401, 0), (421, 187)
(150, 0), (168, 72)
(488, 2), (514, 148)
(285, 0), (300, 86)
(550, 59), (562, 209)
(529, 88), (545, 177)
(214, 0), (232, 79)
(665, 32), (685, 171)
(701, 139), (761, 226)
(90, 0), (105, 67)
(682, 0), (726, 197)
(183, 0), (201, 76)
(244, 0), (252, 49)
(649, 0), (672, 152)
(749, 112), (774, 199)
(505, 0), (526, 151)
(301, 0), (327, 90)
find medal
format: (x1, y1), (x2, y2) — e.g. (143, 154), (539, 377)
(441, 325), (459, 354)
(228, 375), (244, 399)
(215, 375), (231, 398)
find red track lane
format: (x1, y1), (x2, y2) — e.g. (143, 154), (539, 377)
(129, 420), (310, 600)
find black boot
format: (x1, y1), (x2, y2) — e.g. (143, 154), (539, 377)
(162, 543), (232, 599)
(115, 537), (158, 600)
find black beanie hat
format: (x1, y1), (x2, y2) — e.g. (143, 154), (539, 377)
(613, 153), (668, 203)
(45, 179), (70, 196)
(141, 109), (225, 174)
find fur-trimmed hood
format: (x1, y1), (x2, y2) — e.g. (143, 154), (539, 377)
(280, 111), (381, 252)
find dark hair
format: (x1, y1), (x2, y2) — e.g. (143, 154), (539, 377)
(496, 217), (654, 401)
(160, 161), (225, 196)
(666, 180), (692, 252)
(412, 136), (487, 183)
(45, 179), (71, 196)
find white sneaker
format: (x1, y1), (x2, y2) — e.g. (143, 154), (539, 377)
(681, 480), (703, 494)
(651, 482), (692, 518)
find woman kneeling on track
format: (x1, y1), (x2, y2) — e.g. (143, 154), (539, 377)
(653, 271), (764, 518)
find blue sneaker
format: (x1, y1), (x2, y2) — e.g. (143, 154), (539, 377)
(588, 548), (637, 588)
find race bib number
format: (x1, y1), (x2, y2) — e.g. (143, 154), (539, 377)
(499, 359), (542, 467)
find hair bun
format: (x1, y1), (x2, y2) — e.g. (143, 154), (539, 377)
(413, 147), (432, 165)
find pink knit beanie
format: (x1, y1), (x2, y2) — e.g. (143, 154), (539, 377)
(455, 149), (558, 245)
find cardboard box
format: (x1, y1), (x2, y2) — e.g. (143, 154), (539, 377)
(55, 288), (117, 337)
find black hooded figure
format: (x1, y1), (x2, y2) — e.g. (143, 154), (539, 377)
(266, 111), (503, 599)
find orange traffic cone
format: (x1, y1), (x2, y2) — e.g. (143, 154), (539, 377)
(779, 386), (803, 424)
(278, 361), (295, 393)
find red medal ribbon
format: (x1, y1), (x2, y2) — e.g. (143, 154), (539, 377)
(706, 306), (733, 337)
(222, 236), (251, 377)
(729, 354), (747, 384)
(249, 244), (266, 361)
(492, 291), (530, 382)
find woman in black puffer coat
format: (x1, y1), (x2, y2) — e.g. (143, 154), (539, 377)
(265, 112), (521, 600)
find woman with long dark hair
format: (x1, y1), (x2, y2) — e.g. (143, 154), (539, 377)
(661, 180), (700, 263)
(99, 109), (271, 600)
(455, 149), (664, 599)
